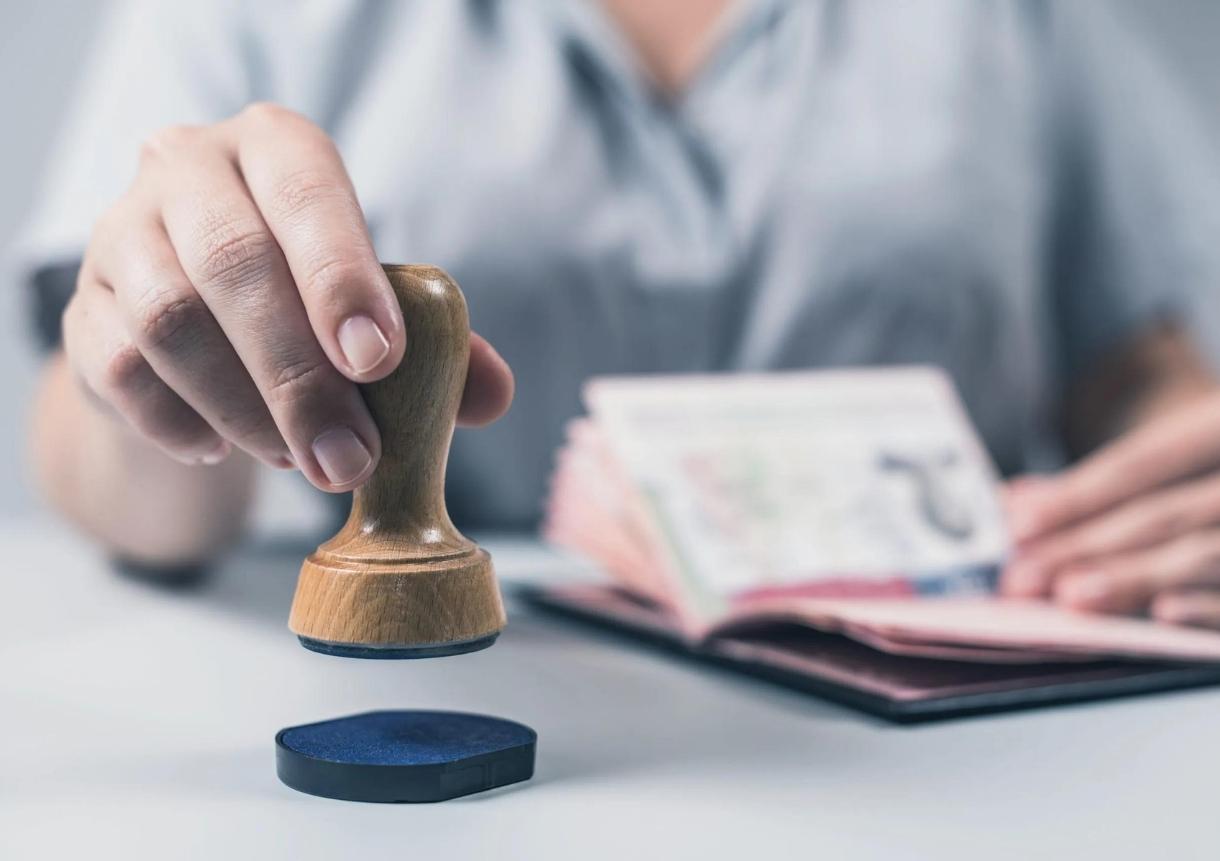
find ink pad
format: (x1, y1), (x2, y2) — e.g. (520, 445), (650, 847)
(276, 710), (536, 803)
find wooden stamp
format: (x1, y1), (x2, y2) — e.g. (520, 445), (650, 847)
(288, 265), (506, 658)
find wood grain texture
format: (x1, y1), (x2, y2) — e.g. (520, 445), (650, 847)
(288, 265), (506, 650)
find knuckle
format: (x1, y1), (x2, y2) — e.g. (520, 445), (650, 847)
(266, 355), (331, 406)
(237, 102), (333, 155)
(139, 124), (201, 163)
(268, 166), (347, 224)
(199, 388), (279, 450)
(132, 290), (211, 353)
(100, 343), (150, 395)
(194, 218), (278, 291)
(128, 398), (193, 445)
(239, 101), (305, 129)
(301, 255), (369, 307)
(220, 402), (279, 446)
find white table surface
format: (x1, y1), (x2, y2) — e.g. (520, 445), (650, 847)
(2, 515), (1218, 860)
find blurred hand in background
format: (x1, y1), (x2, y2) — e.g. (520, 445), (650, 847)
(1002, 392), (1220, 629)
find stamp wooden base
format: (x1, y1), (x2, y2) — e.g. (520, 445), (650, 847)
(291, 546), (504, 658)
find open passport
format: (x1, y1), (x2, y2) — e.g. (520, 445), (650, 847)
(534, 368), (1220, 721)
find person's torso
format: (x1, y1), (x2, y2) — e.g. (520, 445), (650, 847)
(251, 0), (1059, 527)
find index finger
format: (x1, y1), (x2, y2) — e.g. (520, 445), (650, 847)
(1011, 395), (1220, 543)
(223, 104), (405, 382)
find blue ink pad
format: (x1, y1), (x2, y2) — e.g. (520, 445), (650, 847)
(276, 710), (536, 803)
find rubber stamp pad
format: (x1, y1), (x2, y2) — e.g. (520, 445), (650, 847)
(276, 710), (536, 802)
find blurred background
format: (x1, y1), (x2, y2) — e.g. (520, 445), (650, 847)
(1, 0), (1218, 517)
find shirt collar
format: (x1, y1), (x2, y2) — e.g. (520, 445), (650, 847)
(545, 0), (793, 110)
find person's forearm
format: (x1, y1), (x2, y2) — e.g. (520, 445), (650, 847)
(30, 352), (257, 567)
(1063, 322), (1219, 456)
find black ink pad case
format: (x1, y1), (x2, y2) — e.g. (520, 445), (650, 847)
(276, 710), (537, 802)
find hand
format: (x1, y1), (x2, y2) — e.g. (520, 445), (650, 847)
(1000, 395), (1220, 628)
(63, 103), (513, 492)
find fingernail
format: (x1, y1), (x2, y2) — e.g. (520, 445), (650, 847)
(337, 315), (390, 374)
(1057, 572), (1110, 606)
(199, 440), (231, 466)
(312, 427), (372, 486)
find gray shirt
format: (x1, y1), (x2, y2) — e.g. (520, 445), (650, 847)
(17, 0), (1220, 528)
